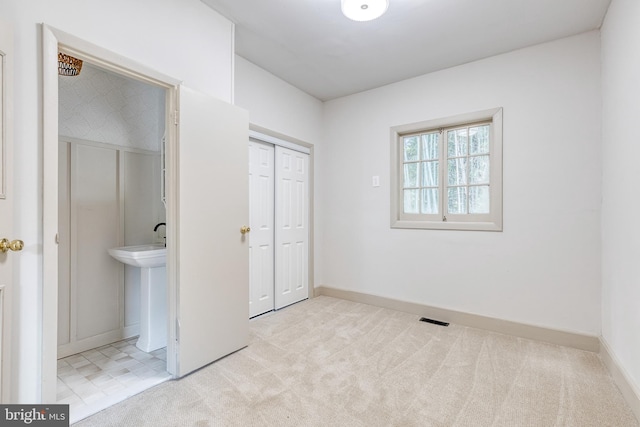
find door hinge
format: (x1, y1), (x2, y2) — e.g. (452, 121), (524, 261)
(174, 110), (179, 126)
(175, 318), (180, 342)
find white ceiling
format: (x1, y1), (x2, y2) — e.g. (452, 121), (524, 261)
(201, 0), (611, 101)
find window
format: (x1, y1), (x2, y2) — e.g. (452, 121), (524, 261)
(391, 108), (502, 231)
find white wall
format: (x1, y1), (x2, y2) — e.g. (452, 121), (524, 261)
(234, 56), (323, 146)
(319, 32), (602, 335)
(234, 55), (325, 283)
(0, 0), (234, 402)
(601, 0), (640, 395)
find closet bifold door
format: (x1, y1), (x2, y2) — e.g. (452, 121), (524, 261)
(274, 146), (309, 310)
(248, 141), (275, 318)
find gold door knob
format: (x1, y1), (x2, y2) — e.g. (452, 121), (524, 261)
(0, 238), (24, 253)
(240, 226), (251, 235)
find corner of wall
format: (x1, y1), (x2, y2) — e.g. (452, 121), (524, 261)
(600, 337), (640, 423)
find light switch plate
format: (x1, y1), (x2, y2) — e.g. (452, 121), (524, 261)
(372, 176), (380, 187)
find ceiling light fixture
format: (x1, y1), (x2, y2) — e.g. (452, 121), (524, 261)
(58, 53), (83, 77)
(341, 0), (389, 22)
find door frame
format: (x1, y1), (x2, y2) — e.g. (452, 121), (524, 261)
(0, 19), (14, 403)
(42, 25), (181, 403)
(248, 125), (315, 305)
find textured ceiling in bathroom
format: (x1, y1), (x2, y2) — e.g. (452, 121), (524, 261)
(58, 62), (165, 152)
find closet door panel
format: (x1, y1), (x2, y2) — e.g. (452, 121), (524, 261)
(249, 141), (275, 317)
(275, 146), (309, 310)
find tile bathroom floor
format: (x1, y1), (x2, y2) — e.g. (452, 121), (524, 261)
(56, 337), (171, 424)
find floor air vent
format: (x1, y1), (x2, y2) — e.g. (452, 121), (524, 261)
(419, 317), (449, 327)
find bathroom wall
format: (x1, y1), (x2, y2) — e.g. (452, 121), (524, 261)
(58, 63), (165, 357)
(59, 63), (165, 150)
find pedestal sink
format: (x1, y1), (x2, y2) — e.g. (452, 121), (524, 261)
(108, 244), (167, 353)
(108, 244), (166, 268)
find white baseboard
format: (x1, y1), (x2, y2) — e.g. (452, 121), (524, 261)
(314, 286), (639, 423)
(57, 324), (140, 359)
(600, 338), (640, 422)
(314, 285), (600, 352)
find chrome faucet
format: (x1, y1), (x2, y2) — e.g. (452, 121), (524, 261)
(154, 223), (167, 246)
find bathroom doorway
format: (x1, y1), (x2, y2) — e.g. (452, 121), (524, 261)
(56, 61), (170, 420)
(42, 25), (251, 421)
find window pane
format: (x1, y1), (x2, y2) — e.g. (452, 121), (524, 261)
(421, 132), (439, 160)
(421, 161), (439, 187)
(404, 136), (419, 161)
(448, 187), (467, 214)
(403, 163), (419, 188)
(404, 189), (419, 214)
(469, 155), (490, 184)
(448, 128), (468, 157)
(470, 125), (490, 155)
(469, 185), (490, 214)
(448, 158), (467, 186)
(421, 189), (438, 214)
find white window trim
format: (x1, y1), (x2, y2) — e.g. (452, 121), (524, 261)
(390, 107), (503, 231)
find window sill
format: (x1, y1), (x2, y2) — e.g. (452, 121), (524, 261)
(391, 219), (502, 232)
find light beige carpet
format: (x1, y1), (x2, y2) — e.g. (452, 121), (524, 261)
(76, 296), (638, 426)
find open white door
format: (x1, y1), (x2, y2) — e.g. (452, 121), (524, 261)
(175, 86), (249, 377)
(0, 22), (18, 402)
